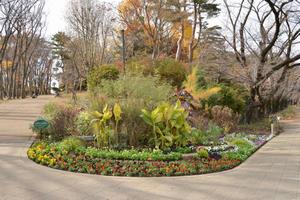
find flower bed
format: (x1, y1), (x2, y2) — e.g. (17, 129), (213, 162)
(27, 138), (260, 177)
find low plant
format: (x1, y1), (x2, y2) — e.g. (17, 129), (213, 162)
(174, 147), (193, 154)
(141, 101), (191, 150)
(41, 103), (81, 140)
(222, 138), (254, 161)
(197, 148), (209, 159)
(28, 141), (241, 177)
(190, 124), (223, 145)
(85, 148), (182, 161)
(75, 111), (92, 135)
(59, 137), (86, 153)
(43, 102), (61, 120)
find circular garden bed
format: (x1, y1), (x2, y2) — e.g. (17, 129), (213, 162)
(27, 135), (265, 177)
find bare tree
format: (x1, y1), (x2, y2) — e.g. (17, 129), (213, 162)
(223, 0), (300, 120)
(0, 0), (52, 100)
(67, 0), (116, 70)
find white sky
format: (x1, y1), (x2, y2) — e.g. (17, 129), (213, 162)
(44, 0), (121, 38)
(44, 0), (223, 39)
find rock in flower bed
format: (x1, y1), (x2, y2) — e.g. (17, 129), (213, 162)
(27, 138), (257, 177)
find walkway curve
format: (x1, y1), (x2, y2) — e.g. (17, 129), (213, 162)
(0, 96), (299, 200)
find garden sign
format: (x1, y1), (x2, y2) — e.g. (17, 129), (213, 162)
(33, 118), (49, 130)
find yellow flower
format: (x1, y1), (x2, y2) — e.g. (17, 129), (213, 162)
(49, 158), (56, 166)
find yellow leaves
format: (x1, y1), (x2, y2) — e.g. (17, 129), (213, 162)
(184, 67), (198, 96)
(171, 21), (193, 48)
(184, 67), (221, 100)
(195, 87), (221, 100)
(118, 0), (141, 13)
(1, 60), (12, 69)
(113, 103), (122, 122)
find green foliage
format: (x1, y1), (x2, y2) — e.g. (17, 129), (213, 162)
(28, 141), (241, 176)
(99, 74), (172, 106)
(141, 101), (191, 150)
(202, 83), (249, 114)
(85, 148), (182, 161)
(197, 148), (209, 159)
(51, 32), (70, 61)
(59, 137), (86, 153)
(126, 57), (155, 76)
(75, 111), (92, 135)
(87, 64), (119, 90)
(222, 138), (254, 161)
(91, 104), (122, 148)
(155, 58), (186, 88)
(174, 147), (193, 154)
(43, 102), (61, 120)
(90, 74), (173, 147)
(190, 124), (223, 145)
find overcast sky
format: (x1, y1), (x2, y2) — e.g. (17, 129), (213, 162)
(44, 0), (121, 38)
(44, 0), (222, 38)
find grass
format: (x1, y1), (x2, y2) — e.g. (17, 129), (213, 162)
(51, 91), (88, 104)
(277, 105), (298, 120)
(237, 118), (271, 135)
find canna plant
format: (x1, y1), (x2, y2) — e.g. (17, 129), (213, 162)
(91, 104), (122, 148)
(113, 103), (122, 143)
(141, 101), (191, 150)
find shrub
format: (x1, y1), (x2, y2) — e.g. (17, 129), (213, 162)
(197, 148), (209, 159)
(90, 74), (173, 147)
(48, 105), (80, 140)
(75, 111), (92, 135)
(202, 83), (249, 114)
(59, 137), (86, 153)
(99, 74), (172, 106)
(43, 102), (61, 120)
(155, 58), (186, 88)
(141, 101), (191, 150)
(126, 57), (155, 76)
(211, 106), (240, 133)
(190, 124), (223, 145)
(87, 64), (119, 90)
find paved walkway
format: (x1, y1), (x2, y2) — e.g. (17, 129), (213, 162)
(0, 96), (299, 200)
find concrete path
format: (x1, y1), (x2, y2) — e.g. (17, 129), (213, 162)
(0, 97), (299, 200)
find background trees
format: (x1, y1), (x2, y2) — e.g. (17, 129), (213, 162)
(0, 0), (52, 99)
(1, 0), (298, 120)
(222, 0), (300, 120)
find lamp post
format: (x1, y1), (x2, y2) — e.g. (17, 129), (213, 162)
(121, 29), (126, 74)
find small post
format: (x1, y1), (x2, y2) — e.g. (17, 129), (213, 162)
(121, 29), (126, 74)
(271, 123), (274, 136)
